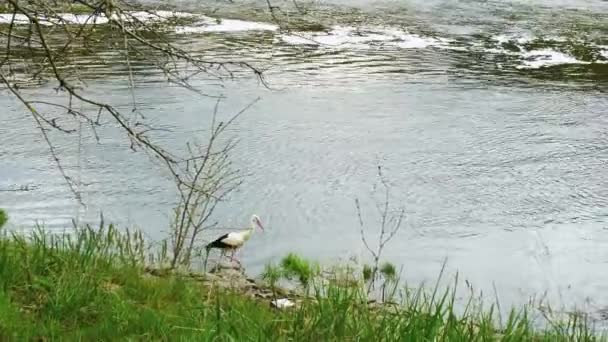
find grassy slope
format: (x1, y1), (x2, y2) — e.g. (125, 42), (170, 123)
(0, 223), (602, 341)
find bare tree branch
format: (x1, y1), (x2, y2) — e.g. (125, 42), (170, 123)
(1, 0), (267, 202)
(0, 71), (81, 201)
(169, 97), (259, 268)
(355, 165), (406, 294)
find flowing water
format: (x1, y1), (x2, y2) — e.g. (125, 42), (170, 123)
(1, 0), (607, 321)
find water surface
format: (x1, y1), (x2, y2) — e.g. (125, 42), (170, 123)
(1, 0), (607, 321)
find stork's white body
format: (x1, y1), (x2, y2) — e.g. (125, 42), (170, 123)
(219, 229), (253, 248)
(206, 215), (264, 265)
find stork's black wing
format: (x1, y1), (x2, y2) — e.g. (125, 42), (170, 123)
(206, 233), (232, 249)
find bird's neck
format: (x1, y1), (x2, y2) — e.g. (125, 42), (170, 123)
(242, 227), (254, 241)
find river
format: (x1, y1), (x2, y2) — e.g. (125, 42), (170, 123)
(1, 0), (607, 321)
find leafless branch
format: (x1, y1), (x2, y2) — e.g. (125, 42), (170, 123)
(0, 71), (81, 201)
(169, 97), (259, 268)
(355, 165), (406, 294)
(1, 0), (267, 202)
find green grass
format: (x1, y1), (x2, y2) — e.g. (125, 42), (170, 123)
(0, 219), (603, 340)
(0, 210), (7, 229)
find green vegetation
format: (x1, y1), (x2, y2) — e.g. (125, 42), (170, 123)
(0, 209), (7, 229)
(0, 210), (602, 340)
(279, 252), (320, 288)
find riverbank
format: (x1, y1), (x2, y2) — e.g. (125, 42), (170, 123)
(0, 217), (601, 340)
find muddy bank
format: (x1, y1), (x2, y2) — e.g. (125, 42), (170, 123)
(145, 263), (301, 308)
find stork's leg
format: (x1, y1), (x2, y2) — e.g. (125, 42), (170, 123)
(228, 249), (242, 267)
(220, 249), (226, 263)
(233, 249), (242, 266)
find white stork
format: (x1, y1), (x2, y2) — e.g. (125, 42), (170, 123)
(206, 214), (264, 265)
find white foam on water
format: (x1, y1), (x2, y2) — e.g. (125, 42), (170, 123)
(4, 9), (606, 71)
(489, 34), (608, 68)
(129, 11), (197, 21)
(488, 34), (552, 56)
(280, 34), (319, 45)
(175, 17), (277, 33)
(280, 26), (392, 49)
(0, 10), (196, 26)
(393, 35), (450, 49)
(279, 25), (448, 50)
(0, 13), (33, 25)
(517, 49), (586, 69)
(198, 19), (277, 32)
(493, 33), (536, 45)
(0, 13), (61, 25)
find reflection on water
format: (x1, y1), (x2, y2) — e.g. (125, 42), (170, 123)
(1, 0), (607, 322)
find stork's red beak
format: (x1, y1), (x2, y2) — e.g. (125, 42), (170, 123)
(255, 218), (265, 232)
